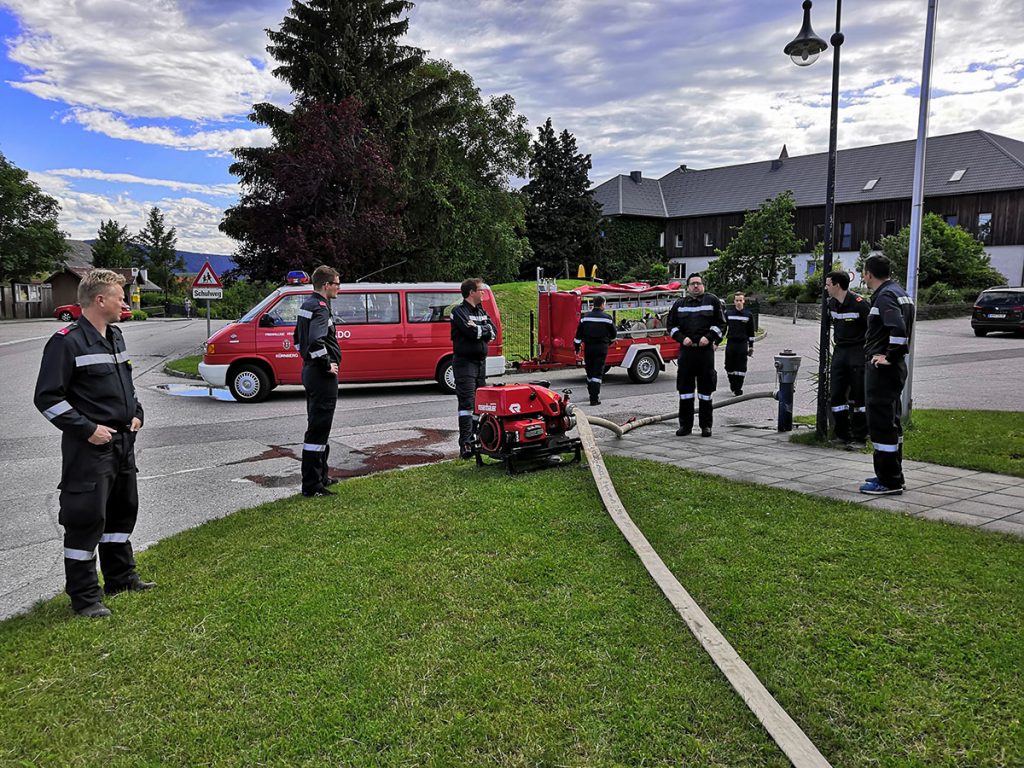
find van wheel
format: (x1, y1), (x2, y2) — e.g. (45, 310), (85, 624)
(59, 311), (74, 322)
(973, 328), (988, 337)
(628, 351), (660, 384)
(228, 363), (270, 403)
(437, 357), (456, 394)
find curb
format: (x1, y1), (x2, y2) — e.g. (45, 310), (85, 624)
(162, 365), (203, 381)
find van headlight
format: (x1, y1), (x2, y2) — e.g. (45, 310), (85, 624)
(205, 342), (215, 355)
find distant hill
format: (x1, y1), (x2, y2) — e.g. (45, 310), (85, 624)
(65, 240), (236, 276)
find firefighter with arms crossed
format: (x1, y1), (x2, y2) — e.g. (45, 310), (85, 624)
(859, 255), (914, 496)
(667, 273), (726, 437)
(34, 269), (154, 618)
(294, 265), (342, 497)
(451, 277), (496, 458)
(574, 294), (617, 405)
(825, 270), (870, 447)
(723, 291), (755, 396)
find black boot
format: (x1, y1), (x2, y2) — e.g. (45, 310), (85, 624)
(458, 414), (474, 459)
(676, 399), (693, 436)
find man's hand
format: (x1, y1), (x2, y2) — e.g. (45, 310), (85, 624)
(682, 337), (693, 347)
(698, 336), (710, 347)
(748, 348), (754, 358)
(467, 319), (477, 327)
(329, 362), (339, 375)
(89, 425), (117, 445)
(871, 354), (890, 367)
(130, 417), (142, 432)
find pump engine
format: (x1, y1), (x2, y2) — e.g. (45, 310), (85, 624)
(472, 382), (582, 472)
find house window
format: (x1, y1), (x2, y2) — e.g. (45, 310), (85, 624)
(863, 178), (879, 191)
(787, 264), (797, 281)
(840, 222), (853, 249)
(703, 232), (713, 247)
(884, 219), (896, 236)
(659, 232), (665, 248)
(806, 261), (816, 276)
(813, 223), (825, 245)
(675, 234), (684, 248)
(944, 214), (958, 227)
(948, 168), (967, 182)
(672, 262), (686, 279)
(977, 212), (992, 243)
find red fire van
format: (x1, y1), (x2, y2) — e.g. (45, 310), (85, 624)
(198, 281), (504, 403)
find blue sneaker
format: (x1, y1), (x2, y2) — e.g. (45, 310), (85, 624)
(859, 480), (903, 496)
(865, 476), (906, 489)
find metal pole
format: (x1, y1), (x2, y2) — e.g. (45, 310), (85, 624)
(206, 298), (212, 396)
(901, 0), (938, 426)
(815, 0), (843, 441)
(529, 310), (535, 359)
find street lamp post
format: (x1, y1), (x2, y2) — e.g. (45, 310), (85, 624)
(785, 0), (843, 442)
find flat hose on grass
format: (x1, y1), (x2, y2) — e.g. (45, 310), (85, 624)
(585, 390), (778, 438)
(574, 409), (831, 768)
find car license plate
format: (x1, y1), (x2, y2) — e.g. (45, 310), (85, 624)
(988, 313), (1006, 319)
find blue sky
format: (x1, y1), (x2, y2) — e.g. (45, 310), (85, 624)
(1, 0), (1022, 255)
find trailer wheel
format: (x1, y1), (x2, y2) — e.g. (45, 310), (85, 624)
(436, 357), (456, 394)
(628, 350), (660, 384)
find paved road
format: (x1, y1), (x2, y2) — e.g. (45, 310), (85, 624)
(1, 314), (1020, 619)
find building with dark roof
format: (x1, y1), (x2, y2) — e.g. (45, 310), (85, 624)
(592, 130), (1024, 287)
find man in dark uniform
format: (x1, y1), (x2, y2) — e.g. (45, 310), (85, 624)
(860, 255), (914, 496)
(825, 270), (870, 447)
(451, 277), (496, 459)
(294, 265), (342, 497)
(723, 291), (755, 396)
(667, 273), (726, 437)
(574, 295), (617, 405)
(34, 269), (153, 618)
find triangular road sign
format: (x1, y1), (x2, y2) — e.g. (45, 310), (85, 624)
(192, 261), (223, 289)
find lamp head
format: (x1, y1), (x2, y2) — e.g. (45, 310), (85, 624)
(784, 0), (828, 67)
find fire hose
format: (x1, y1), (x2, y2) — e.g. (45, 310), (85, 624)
(573, 406), (831, 768)
(584, 390), (778, 438)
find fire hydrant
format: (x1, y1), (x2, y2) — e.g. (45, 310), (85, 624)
(774, 350), (802, 432)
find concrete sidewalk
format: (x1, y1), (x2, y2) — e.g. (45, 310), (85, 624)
(595, 418), (1024, 538)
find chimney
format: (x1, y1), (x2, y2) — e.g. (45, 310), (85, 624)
(779, 144), (789, 159)
(679, 164), (688, 172)
(629, 170), (642, 184)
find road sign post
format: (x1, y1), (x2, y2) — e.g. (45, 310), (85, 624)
(191, 261), (224, 397)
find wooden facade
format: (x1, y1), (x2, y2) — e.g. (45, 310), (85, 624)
(664, 189), (1024, 258)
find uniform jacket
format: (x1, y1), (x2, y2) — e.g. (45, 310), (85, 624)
(865, 280), (914, 362)
(667, 293), (726, 346)
(574, 308), (617, 351)
(828, 291), (870, 347)
(294, 292), (342, 369)
(724, 307), (755, 350)
(450, 300), (495, 360)
(34, 316), (143, 441)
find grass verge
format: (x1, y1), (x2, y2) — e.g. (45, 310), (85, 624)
(164, 353), (202, 378)
(3, 458), (1020, 766)
(790, 408), (1024, 477)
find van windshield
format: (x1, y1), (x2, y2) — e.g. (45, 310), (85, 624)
(239, 289), (284, 323)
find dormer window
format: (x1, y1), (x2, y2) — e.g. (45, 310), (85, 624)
(948, 168), (967, 182)
(863, 178), (879, 191)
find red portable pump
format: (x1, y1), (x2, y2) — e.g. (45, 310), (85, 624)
(472, 382), (582, 472)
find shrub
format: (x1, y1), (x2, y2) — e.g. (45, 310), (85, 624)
(922, 282), (962, 305)
(130, 309), (148, 321)
(781, 283), (803, 301)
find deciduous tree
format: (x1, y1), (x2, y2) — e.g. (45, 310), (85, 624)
(0, 152), (67, 283)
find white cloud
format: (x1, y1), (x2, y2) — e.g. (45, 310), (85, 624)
(64, 109), (272, 154)
(28, 170), (237, 254)
(45, 167), (238, 196)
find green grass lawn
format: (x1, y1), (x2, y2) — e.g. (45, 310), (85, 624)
(490, 278), (596, 319)
(2, 458), (1021, 766)
(164, 353), (202, 378)
(791, 409), (1024, 477)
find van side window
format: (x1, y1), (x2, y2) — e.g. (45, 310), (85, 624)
(331, 293), (400, 324)
(263, 294), (306, 326)
(406, 292), (461, 323)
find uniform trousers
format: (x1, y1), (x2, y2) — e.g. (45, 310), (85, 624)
(454, 357), (486, 449)
(301, 363), (338, 494)
(583, 346), (609, 404)
(59, 430), (139, 610)
(724, 342), (749, 394)
(865, 359), (907, 490)
(677, 345), (716, 431)
(830, 344), (867, 441)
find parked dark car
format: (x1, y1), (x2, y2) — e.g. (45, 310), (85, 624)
(971, 287), (1024, 336)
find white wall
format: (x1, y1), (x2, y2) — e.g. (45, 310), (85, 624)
(986, 245), (1024, 287)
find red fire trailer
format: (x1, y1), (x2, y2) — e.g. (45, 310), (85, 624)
(515, 279), (686, 383)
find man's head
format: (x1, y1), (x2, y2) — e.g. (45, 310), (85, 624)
(78, 269), (127, 324)
(461, 277), (484, 305)
(593, 295), (606, 309)
(733, 291), (746, 309)
(311, 265), (340, 299)
(686, 272), (705, 297)
(824, 270), (850, 300)
(862, 255), (891, 290)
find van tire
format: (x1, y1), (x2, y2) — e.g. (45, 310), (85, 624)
(437, 357), (456, 394)
(228, 363), (271, 403)
(627, 351), (660, 384)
